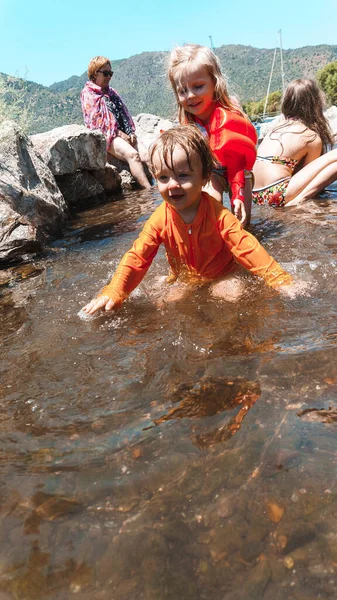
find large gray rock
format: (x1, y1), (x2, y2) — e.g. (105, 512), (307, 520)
(91, 163), (121, 193)
(259, 115), (283, 140)
(0, 120), (68, 263)
(325, 105), (337, 139)
(119, 169), (134, 189)
(0, 203), (43, 262)
(56, 165), (122, 211)
(56, 171), (107, 208)
(30, 124), (106, 176)
(134, 113), (174, 149)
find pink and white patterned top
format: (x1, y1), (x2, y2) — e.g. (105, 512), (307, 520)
(80, 81), (135, 150)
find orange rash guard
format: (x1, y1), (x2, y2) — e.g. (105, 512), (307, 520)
(194, 103), (258, 205)
(99, 193), (292, 307)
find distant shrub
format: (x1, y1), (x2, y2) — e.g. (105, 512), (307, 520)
(0, 75), (34, 132)
(317, 61), (337, 106)
(244, 90), (282, 120)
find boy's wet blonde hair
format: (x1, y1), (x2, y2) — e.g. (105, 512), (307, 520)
(168, 44), (239, 124)
(149, 125), (216, 181)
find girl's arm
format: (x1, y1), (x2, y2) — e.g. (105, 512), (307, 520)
(226, 154), (247, 225)
(225, 152), (246, 207)
(232, 198), (246, 225)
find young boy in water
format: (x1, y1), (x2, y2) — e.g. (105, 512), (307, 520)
(82, 125), (293, 315)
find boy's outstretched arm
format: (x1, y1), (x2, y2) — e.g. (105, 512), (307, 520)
(80, 213), (162, 317)
(221, 210), (293, 289)
(82, 295), (115, 315)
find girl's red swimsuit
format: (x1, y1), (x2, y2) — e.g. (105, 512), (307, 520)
(99, 193), (291, 306)
(194, 103), (258, 204)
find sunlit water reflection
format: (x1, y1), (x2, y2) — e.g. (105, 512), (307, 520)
(1, 183), (337, 599)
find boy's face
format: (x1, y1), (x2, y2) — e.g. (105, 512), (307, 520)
(152, 146), (206, 219)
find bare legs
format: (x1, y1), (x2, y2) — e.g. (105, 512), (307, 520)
(160, 274), (245, 305)
(109, 136), (151, 189)
(285, 148), (337, 205)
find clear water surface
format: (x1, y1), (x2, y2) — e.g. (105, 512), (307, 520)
(1, 184), (337, 599)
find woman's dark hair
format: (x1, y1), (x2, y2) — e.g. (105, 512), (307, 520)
(149, 124), (217, 181)
(281, 79), (334, 151)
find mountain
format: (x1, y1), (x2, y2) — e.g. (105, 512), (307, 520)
(0, 72), (84, 134)
(1, 44), (337, 134)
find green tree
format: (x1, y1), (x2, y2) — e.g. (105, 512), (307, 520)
(0, 74), (34, 132)
(266, 90), (282, 115)
(317, 61), (337, 106)
(243, 90), (282, 121)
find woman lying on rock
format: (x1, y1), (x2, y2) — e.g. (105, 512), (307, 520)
(252, 79), (336, 207)
(81, 56), (151, 189)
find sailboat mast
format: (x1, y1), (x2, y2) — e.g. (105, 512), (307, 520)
(263, 47), (277, 118)
(279, 29), (285, 93)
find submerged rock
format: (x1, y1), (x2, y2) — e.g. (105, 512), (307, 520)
(223, 558), (271, 599)
(154, 376), (261, 449)
(297, 405), (337, 423)
(283, 526), (317, 554)
(34, 495), (83, 521)
(91, 163), (121, 194)
(265, 499), (285, 523)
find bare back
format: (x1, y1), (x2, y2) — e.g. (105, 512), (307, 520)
(253, 118), (323, 188)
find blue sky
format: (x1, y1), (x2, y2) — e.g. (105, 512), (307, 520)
(1, 0), (336, 87)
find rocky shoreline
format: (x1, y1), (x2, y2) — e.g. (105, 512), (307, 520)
(0, 109), (336, 265)
(0, 114), (172, 264)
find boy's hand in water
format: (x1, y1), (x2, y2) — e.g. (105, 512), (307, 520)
(82, 295), (115, 315)
(278, 279), (310, 299)
(232, 199), (247, 227)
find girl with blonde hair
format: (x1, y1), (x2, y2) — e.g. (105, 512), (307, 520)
(168, 44), (257, 227)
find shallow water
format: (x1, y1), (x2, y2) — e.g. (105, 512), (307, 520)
(1, 184), (337, 600)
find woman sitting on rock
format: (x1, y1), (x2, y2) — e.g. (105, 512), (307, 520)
(81, 56), (151, 189)
(252, 78), (336, 207)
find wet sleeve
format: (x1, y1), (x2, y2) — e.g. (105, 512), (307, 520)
(225, 151), (245, 205)
(220, 211), (293, 288)
(98, 215), (162, 306)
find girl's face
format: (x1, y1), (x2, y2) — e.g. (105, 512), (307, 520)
(152, 146), (206, 222)
(174, 65), (216, 123)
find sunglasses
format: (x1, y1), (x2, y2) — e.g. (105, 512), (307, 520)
(97, 69), (114, 77)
